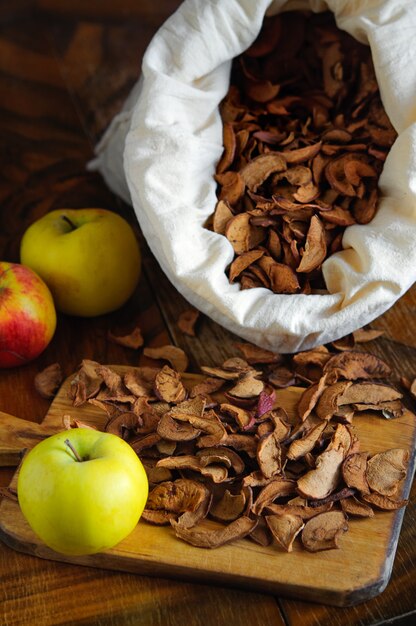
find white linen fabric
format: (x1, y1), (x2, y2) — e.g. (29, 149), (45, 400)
(90, 0), (416, 353)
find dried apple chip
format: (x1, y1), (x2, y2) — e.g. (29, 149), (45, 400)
(229, 249), (264, 282)
(341, 496), (374, 518)
(212, 200), (234, 235)
(323, 351), (391, 381)
(252, 478), (296, 515)
(296, 215), (327, 273)
(361, 492), (408, 511)
(177, 308), (200, 337)
(240, 153), (287, 192)
(154, 365), (187, 404)
(144, 345), (189, 373)
(342, 452), (370, 495)
(108, 326), (144, 349)
(302, 511), (348, 552)
(225, 213), (265, 255)
(266, 513), (304, 552)
(171, 516), (258, 549)
(34, 363), (63, 399)
(210, 489), (246, 522)
(365, 448), (409, 496)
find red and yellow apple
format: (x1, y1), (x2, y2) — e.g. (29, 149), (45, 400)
(17, 428), (149, 556)
(0, 261), (57, 368)
(20, 208), (141, 317)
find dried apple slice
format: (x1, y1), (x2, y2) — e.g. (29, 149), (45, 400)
(35, 363), (63, 399)
(296, 215), (327, 273)
(302, 511), (348, 552)
(266, 513), (304, 552)
(171, 516), (258, 548)
(365, 448), (409, 496)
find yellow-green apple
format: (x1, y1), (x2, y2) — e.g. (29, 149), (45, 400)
(0, 261), (56, 368)
(20, 208), (141, 317)
(17, 428), (149, 555)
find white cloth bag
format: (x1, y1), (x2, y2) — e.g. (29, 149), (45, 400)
(90, 0), (416, 353)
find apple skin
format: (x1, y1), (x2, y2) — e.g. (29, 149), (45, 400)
(20, 208), (141, 317)
(17, 429), (149, 556)
(0, 262), (57, 368)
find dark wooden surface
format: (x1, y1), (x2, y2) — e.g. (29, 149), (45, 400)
(0, 1), (415, 624)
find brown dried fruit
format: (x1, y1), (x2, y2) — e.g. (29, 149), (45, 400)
(200, 366), (240, 381)
(286, 421), (327, 461)
(296, 215), (327, 273)
(210, 489), (246, 522)
(34, 363), (63, 399)
(220, 433), (257, 458)
(341, 496), (374, 518)
(342, 452), (370, 495)
(266, 500), (333, 521)
(297, 374), (328, 421)
(301, 511), (348, 552)
(142, 460), (173, 485)
(123, 370), (154, 398)
(267, 366), (296, 388)
(352, 399), (405, 420)
(365, 448), (409, 496)
(228, 372), (265, 398)
(292, 347), (331, 382)
(190, 376), (225, 398)
(108, 326), (144, 349)
(146, 479), (209, 516)
(105, 411), (139, 439)
(177, 308), (200, 337)
(266, 513), (304, 552)
(257, 432), (283, 479)
(70, 359), (103, 406)
(338, 382), (402, 406)
(225, 213), (265, 255)
(197, 446), (245, 475)
(353, 328), (385, 343)
(144, 345), (189, 373)
(323, 351), (391, 382)
(171, 515), (258, 549)
(315, 381), (353, 420)
(297, 424), (349, 499)
(217, 171), (245, 205)
(234, 342), (281, 364)
(212, 200), (234, 235)
(361, 492), (409, 511)
(157, 414), (200, 442)
(240, 153), (287, 191)
(156, 455), (228, 483)
(173, 409), (227, 448)
(210, 12), (396, 294)
(229, 249), (265, 282)
(220, 403), (253, 429)
(154, 365), (187, 404)
(252, 478), (296, 515)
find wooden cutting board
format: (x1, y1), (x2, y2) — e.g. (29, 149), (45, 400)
(0, 367), (415, 607)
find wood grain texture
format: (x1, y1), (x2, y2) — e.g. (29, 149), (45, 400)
(0, 1), (415, 624)
(0, 370), (415, 608)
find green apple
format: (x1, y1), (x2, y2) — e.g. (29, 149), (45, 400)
(20, 208), (141, 317)
(17, 429), (149, 555)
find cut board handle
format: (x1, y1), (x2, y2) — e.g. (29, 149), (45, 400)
(0, 411), (56, 467)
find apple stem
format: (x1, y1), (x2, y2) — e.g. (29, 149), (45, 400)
(61, 215), (76, 231)
(65, 438), (83, 462)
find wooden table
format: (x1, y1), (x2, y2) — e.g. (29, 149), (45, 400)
(0, 1), (415, 624)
